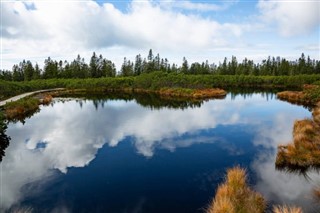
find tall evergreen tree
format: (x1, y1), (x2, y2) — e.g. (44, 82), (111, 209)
(24, 60), (34, 81)
(89, 52), (98, 78)
(181, 57), (189, 74)
(134, 54), (143, 75)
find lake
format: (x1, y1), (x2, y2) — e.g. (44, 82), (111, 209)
(1, 92), (319, 213)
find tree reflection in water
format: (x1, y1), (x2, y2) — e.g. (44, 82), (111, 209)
(0, 111), (11, 162)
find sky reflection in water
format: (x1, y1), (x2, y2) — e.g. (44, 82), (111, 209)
(1, 93), (319, 212)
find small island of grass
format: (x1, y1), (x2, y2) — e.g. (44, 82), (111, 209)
(206, 166), (302, 213)
(206, 167), (266, 213)
(276, 85), (320, 171)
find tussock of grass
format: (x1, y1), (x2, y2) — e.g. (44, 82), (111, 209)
(159, 88), (227, 99)
(4, 93), (54, 120)
(277, 85), (320, 107)
(312, 105), (320, 124)
(206, 167), (266, 213)
(273, 205), (303, 213)
(4, 97), (40, 120)
(277, 91), (306, 104)
(276, 104), (320, 170)
(39, 94), (53, 105)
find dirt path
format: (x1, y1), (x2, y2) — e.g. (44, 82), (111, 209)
(0, 88), (65, 107)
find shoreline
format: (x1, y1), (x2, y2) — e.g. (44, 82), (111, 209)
(0, 88), (65, 107)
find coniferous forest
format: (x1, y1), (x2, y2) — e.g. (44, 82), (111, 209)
(0, 50), (319, 81)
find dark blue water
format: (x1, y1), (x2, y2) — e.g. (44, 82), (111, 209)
(1, 93), (319, 212)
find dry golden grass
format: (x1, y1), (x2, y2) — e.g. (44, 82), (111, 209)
(4, 98), (40, 120)
(192, 89), (227, 99)
(273, 205), (303, 213)
(158, 88), (226, 99)
(276, 102), (320, 169)
(39, 94), (53, 105)
(4, 93), (54, 120)
(207, 195), (235, 213)
(303, 84), (318, 90)
(313, 107), (320, 124)
(277, 91), (305, 104)
(206, 167), (266, 213)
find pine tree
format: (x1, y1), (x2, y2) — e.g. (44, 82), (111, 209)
(181, 57), (189, 74)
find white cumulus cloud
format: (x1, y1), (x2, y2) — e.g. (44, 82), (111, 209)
(258, 0), (320, 37)
(0, 0), (248, 69)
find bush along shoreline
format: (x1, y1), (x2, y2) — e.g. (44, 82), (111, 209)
(1, 73), (320, 101)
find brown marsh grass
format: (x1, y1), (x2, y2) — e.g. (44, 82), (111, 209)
(4, 97), (40, 120)
(39, 94), (53, 105)
(273, 205), (303, 213)
(4, 93), (54, 120)
(277, 91), (305, 104)
(206, 167), (266, 213)
(159, 88), (227, 99)
(276, 103), (320, 169)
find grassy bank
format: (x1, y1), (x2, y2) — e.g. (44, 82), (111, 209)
(276, 84), (320, 171)
(206, 167), (266, 213)
(1, 73), (320, 101)
(3, 94), (53, 121)
(206, 167), (303, 213)
(1, 87), (225, 120)
(277, 85), (320, 106)
(276, 103), (320, 170)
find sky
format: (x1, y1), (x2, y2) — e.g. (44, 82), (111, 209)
(1, 0), (319, 70)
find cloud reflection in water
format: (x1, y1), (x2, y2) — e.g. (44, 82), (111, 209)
(252, 111), (320, 212)
(0, 93), (314, 211)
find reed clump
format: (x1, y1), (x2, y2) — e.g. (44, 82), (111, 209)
(206, 167), (266, 213)
(277, 91), (306, 104)
(276, 104), (320, 169)
(159, 88), (226, 99)
(39, 94), (53, 105)
(273, 205), (303, 213)
(192, 88), (227, 99)
(277, 85), (320, 106)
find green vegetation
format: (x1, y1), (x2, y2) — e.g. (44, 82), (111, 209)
(4, 97), (41, 121)
(206, 167), (266, 213)
(1, 51), (319, 212)
(53, 89), (210, 110)
(304, 84), (320, 105)
(0, 110), (10, 162)
(277, 85), (320, 106)
(0, 51), (319, 101)
(1, 73), (320, 101)
(1, 51), (319, 81)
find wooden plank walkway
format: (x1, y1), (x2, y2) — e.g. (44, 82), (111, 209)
(0, 88), (65, 107)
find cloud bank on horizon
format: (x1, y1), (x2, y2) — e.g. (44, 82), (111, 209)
(1, 0), (319, 70)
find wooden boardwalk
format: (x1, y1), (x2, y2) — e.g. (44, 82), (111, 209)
(0, 88), (64, 107)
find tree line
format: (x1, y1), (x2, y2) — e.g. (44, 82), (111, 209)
(1, 50), (319, 81)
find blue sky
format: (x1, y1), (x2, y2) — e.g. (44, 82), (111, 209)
(1, 0), (319, 70)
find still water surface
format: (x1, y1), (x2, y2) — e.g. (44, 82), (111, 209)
(1, 92), (319, 212)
